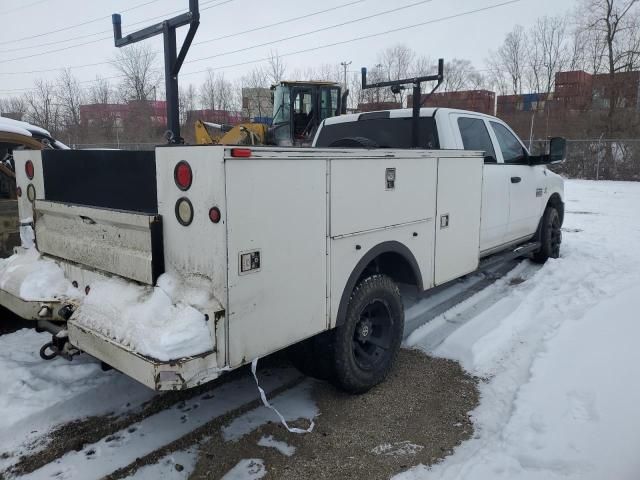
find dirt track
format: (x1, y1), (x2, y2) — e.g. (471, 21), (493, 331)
(189, 349), (478, 480)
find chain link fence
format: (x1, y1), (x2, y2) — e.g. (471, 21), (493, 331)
(75, 139), (640, 181)
(531, 139), (640, 181)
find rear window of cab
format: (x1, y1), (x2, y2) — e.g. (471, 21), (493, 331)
(315, 116), (440, 149)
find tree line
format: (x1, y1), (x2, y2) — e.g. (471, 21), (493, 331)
(0, 0), (637, 147)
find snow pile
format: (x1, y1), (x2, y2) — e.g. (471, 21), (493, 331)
(72, 273), (217, 361)
(0, 248), (79, 301)
(397, 180), (640, 480)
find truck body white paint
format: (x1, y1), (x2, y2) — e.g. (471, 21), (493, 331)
(3, 108), (564, 391)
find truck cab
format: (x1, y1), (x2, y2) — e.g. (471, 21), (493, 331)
(313, 108), (565, 257)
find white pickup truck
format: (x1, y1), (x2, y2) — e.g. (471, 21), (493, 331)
(1, 107), (564, 394)
(314, 108), (565, 259)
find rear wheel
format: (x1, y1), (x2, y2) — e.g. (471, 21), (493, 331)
(532, 206), (562, 264)
(332, 275), (404, 394)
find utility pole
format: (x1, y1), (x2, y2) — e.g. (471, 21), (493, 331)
(340, 61), (352, 91)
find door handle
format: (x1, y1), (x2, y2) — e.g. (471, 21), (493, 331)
(511, 176), (521, 184)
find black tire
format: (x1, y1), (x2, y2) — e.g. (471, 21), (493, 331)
(328, 136), (379, 148)
(532, 206), (562, 264)
(332, 274), (404, 394)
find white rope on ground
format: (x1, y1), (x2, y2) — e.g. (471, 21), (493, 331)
(251, 357), (315, 434)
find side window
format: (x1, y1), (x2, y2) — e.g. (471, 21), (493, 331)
(457, 117), (496, 163)
(490, 121), (526, 164)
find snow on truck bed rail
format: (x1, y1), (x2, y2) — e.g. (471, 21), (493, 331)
(0, 248), (80, 301)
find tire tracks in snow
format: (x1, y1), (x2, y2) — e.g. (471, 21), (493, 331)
(4, 361), (302, 480)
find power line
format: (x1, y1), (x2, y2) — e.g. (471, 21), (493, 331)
(0, 0), (362, 73)
(180, 0), (524, 77)
(0, 0), (166, 46)
(0, 0), (233, 62)
(0, 0), (227, 54)
(1, 0), (50, 16)
(0, 0), (523, 95)
(191, 0), (365, 46)
(186, 0), (434, 65)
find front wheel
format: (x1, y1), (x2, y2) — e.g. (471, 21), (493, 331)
(332, 275), (404, 394)
(532, 206), (562, 264)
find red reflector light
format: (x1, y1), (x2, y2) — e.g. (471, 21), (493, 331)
(209, 207), (221, 223)
(174, 161), (192, 191)
(16, 186), (22, 198)
(231, 148), (252, 158)
(25, 160), (34, 180)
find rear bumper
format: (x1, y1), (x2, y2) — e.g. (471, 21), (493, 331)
(0, 288), (64, 321)
(68, 321), (223, 391)
(0, 250), (226, 391)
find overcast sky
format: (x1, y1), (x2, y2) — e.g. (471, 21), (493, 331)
(0, 0), (577, 100)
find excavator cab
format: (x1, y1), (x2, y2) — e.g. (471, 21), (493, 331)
(195, 80), (346, 147)
(270, 81), (345, 146)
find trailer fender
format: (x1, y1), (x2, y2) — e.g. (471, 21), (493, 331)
(334, 241), (423, 328)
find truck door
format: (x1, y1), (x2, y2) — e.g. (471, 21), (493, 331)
(488, 121), (542, 243)
(451, 114), (510, 253)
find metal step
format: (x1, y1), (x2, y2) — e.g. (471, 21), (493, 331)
(478, 241), (540, 272)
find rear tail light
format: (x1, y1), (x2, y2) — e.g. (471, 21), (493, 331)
(231, 148), (252, 158)
(25, 160), (34, 180)
(174, 161), (192, 191)
(175, 197), (194, 226)
(209, 207), (221, 223)
(26, 184), (36, 203)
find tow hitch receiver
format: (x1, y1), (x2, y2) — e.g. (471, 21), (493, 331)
(40, 330), (80, 361)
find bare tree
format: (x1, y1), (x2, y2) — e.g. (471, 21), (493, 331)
(200, 70), (217, 111)
(89, 76), (112, 105)
(377, 44), (415, 103)
(490, 25), (528, 95)
(266, 50), (286, 85)
(215, 73), (236, 112)
(25, 79), (59, 134)
(56, 69), (85, 143)
(199, 70), (236, 113)
(112, 44), (160, 101)
(179, 83), (197, 126)
(0, 96), (27, 120)
(241, 67), (271, 120)
(528, 16), (569, 94)
(442, 58), (485, 92)
(578, 0), (639, 176)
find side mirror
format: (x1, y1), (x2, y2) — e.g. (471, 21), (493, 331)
(548, 137), (566, 164)
(528, 137), (567, 165)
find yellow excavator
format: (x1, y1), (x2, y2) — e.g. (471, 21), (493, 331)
(195, 80), (347, 147)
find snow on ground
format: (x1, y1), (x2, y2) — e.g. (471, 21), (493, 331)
(20, 368), (299, 480)
(398, 180), (640, 480)
(0, 329), (154, 472)
(222, 380), (317, 441)
(257, 436), (296, 457)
